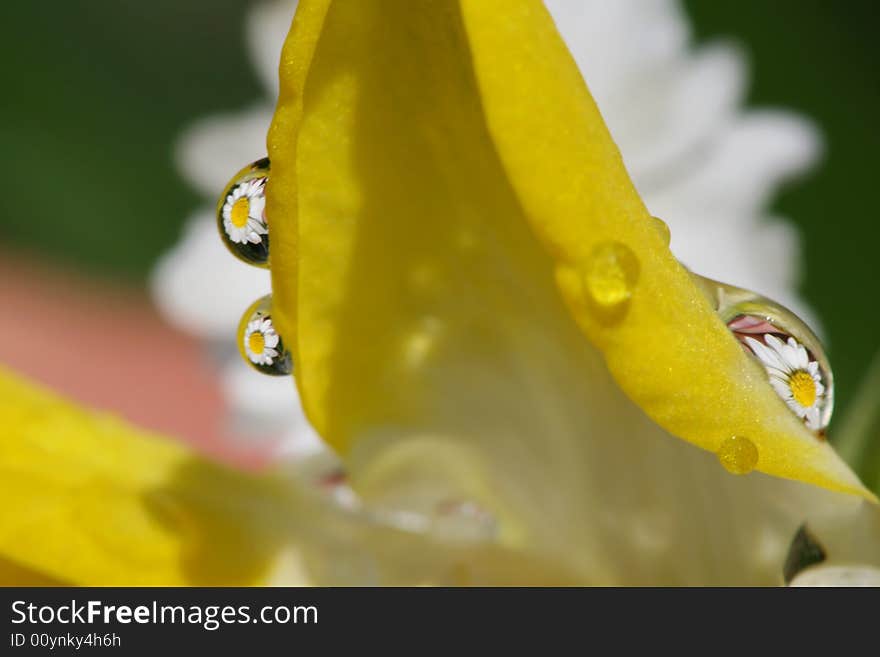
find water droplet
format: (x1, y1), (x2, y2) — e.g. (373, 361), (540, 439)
(400, 316), (444, 370)
(693, 273), (834, 434)
(583, 241), (640, 318)
(237, 295), (293, 376)
(717, 435), (759, 475)
(651, 216), (671, 246)
(217, 157), (271, 267)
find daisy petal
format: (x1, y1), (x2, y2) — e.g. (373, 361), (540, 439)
(805, 407), (821, 431)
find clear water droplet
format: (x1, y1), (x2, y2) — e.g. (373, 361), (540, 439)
(237, 295), (292, 376)
(718, 435), (759, 475)
(583, 241), (640, 316)
(651, 216), (671, 246)
(693, 273), (834, 434)
(217, 157), (271, 267)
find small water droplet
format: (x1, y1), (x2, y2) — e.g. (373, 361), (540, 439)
(217, 157), (271, 267)
(237, 295), (293, 376)
(583, 241), (640, 317)
(717, 435), (759, 475)
(651, 216), (671, 246)
(400, 316), (444, 370)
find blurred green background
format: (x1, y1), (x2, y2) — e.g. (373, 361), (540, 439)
(1, 1), (878, 477)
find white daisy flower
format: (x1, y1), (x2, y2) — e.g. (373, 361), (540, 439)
(243, 317), (280, 366)
(221, 178), (268, 245)
(744, 333), (827, 430)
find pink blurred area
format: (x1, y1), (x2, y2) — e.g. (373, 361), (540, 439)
(0, 251), (270, 469)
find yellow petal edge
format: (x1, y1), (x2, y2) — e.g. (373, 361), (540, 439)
(267, 0), (874, 500)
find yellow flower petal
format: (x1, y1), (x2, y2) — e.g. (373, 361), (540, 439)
(0, 367), (291, 585)
(0, 556), (66, 586)
(267, 0), (872, 500)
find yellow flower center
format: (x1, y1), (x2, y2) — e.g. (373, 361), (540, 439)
(247, 331), (265, 355)
(231, 198), (250, 228)
(789, 370), (817, 407)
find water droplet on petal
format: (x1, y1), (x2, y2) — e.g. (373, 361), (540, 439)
(718, 435), (759, 475)
(651, 216), (671, 246)
(693, 273), (834, 435)
(237, 295), (292, 376)
(583, 241), (640, 320)
(217, 157), (271, 267)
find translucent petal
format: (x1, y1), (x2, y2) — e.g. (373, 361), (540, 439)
(263, 0), (875, 583)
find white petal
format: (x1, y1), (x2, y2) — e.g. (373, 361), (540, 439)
(249, 194), (266, 218)
(746, 336), (789, 373)
(786, 398), (809, 419)
(246, 0), (299, 97)
(786, 337), (809, 370)
(805, 407), (822, 430)
(791, 565), (880, 587)
(175, 106), (275, 199)
(247, 217), (268, 234)
(548, 0), (689, 106)
(764, 335), (799, 371)
(770, 378), (793, 400)
(766, 367), (791, 382)
(615, 43), (746, 189)
(150, 213), (272, 339)
(645, 111), (821, 215)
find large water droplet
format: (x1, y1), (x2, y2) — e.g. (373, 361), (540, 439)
(583, 241), (640, 318)
(693, 273), (834, 435)
(217, 157), (271, 267)
(717, 435), (759, 475)
(237, 295), (293, 376)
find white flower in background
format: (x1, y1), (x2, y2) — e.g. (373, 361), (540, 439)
(745, 334), (826, 429)
(221, 178), (268, 245)
(545, 0), (821, 328)
(243, 317), (280, 366)
(151, 0), (822, 456)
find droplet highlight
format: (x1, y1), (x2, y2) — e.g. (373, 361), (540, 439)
(717, 435), (759, 475)
(217, 157), (270, 267)
(237, 295), (292, 376)
(583, 241), (640, 315)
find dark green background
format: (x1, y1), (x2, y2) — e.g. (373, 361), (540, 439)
(2, 1), (878, 473)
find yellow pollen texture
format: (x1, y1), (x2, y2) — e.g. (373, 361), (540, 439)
(789, 370), (817, 407)
(247, 331), (265, 355)
(231, 198), (250, 228)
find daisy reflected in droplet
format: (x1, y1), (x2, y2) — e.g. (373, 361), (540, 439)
(243, 317), (280, 366)
(744, 334), (826, 431)
(222, 178), (267, 246)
